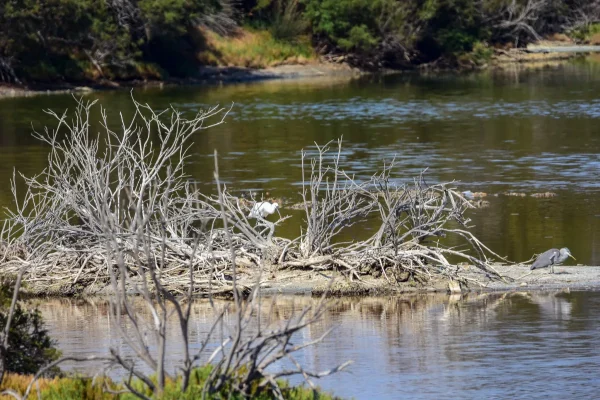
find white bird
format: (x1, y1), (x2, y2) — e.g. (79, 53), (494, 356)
(248, 201), (279, 219)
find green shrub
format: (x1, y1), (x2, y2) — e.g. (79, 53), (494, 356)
(571, 23), (600, 42)
(302, 0), (380, 52)
(0, 279), (61, 377)
(471, 41), (493, 63)
(270, 0), (309, 43)
(338, 25), (378, 52)
(0, 0), (221, 82)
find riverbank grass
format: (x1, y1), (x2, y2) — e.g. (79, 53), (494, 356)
(1, 366), (338, 399)
(197, 27), (315, 68)
(571, 23), (600, 44)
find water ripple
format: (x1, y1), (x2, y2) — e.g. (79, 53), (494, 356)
(179, 99), (600, 123)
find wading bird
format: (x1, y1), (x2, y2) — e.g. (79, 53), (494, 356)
(248, 201), (279, 219)
(531, 247), (576, 274)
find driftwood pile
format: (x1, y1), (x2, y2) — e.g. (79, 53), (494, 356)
(0, 97), (504, 295)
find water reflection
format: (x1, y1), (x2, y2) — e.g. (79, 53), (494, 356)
(37, 291), (600, 399)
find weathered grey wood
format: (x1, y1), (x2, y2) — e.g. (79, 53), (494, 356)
(526, 45), (600, 53)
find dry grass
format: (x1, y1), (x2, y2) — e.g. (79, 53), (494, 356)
(196, 27), (316, 68)
(0, 374), (59, 399)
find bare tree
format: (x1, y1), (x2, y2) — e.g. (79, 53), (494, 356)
(562, 0), (600, 33)
(480, 0), (558, 45)
(282, 138), (505, 284)
(298, 139), (373, 260)
(0, 55), (19, 84)
(357, 162), (504, 283)
(1, 96), (350, 399)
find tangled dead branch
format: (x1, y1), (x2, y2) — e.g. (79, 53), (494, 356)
(0, 96), (275, 294)
(0, 95), (509, 397)
(285, 139), (505, 284)
(1, 111), (350, 399)
(1, 97), (505, 296)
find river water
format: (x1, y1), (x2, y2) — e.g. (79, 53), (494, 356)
(1, 61), (600, 263)
(37, 291), (600, 399)
(3, 60), (600, 397)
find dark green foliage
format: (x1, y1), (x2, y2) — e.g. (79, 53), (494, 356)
(0, 0), (595, 81)
(269, 0), (309, 43)
(0, 0), (137, 81)
(302, 0), (489, 59)
(302, 0), (379, 52)
(301, 0), (597, 66)
(420, 0), (487, 54)
(0, 280), (61, 376)
(0, 0), (223, 83)
(0, 308), (61, 376)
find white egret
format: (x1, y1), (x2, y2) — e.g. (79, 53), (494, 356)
(248, 201), (279, 219)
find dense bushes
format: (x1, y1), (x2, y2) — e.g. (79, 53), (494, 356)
(0, 0), (223, 83)
(1, 0), (600, 82)
(302, 0), (600, 66)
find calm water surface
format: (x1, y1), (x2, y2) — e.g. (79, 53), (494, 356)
(4, 67), (600, 396)
(1, 62), (600, 263)
(38, 291), (600, 399)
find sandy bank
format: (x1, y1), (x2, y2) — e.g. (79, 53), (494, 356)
(480, 264), (600, 292)
(194, 62), (363, 83)
(253, 264), (600, 297)
(15, 264), (599, 298)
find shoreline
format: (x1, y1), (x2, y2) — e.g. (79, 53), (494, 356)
(260, 265), (600, 296)
(17, 264), (600, 298)
(0, 61), (366, 99)
(0, 49), (590, 100)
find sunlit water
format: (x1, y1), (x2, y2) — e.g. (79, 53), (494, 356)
(5, 64), (600, 397)
(2, 61), (600, 264)
(37, 291), (600, 399)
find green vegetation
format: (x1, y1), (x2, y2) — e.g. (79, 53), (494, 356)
(301, 0), (599, 67)
(571, 23), (600, 43)
(0, 279), (61, 378)
(457, 41), (494, 68)
(0, 0), (599, 83)
(0, 0), (222, 83)
(1, 366), (340, 399)
(198, 27), (315, 68)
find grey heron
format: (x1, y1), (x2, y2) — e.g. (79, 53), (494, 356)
(248, 201), (279, 219)
(530, 247), (576, 274)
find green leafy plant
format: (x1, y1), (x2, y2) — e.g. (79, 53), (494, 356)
(270, 0), (309, 43)
(0, 278), (61, 378)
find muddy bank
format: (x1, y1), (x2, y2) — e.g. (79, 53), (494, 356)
(258, 264), (600, 296)
(492, 48), (577, 66)
(0, 84), (94, 99)
(490, 40), (600, 67)
(481, 264), (600, 292)
(194, 62), (363, 83)
(0, 62), (364, 99)
(2, 47), (596, 100)
(21, 264), (597, 298)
